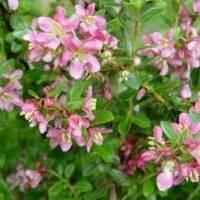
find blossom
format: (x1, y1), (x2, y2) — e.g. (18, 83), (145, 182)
(86, 127), (111, 152)
(8, 0), (19, 11)
(25, 170), (42, 188)
(63, 35), (101, 79)
(25, 5), (118, 79)
(47, 127), (72, 152)
(0, 70), (23, 111)
(75, 3), (106, 36)
(20, 101), (48, 134)
(7, 165), (42, 191)
(68, 114), (89, 146)
(24, 7), (78, 66)
(83, 86), (96, 120)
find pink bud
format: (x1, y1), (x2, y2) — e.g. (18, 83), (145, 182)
(181, 84), (192, 99)
(153, 126), (163, 141)
(136, 88), (146, 101)
(8, 0), (19, 11)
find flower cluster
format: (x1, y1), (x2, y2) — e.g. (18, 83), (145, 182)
(7, 164), (43, 191)
(121, 106), (200, 191)
(20, 85), (111, 152)
(24, 4), (118, 79)
(0, 70), (23, 111)
(139, 4), (200, 99)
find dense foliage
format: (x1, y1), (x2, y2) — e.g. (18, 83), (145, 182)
(1, 0), (200, 199)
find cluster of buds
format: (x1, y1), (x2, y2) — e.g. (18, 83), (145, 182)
(6, 164), (45, 191)
(0, 70), (23, 111)
(20, 84), (111, 152)
(121, 99), (200, 191)
(139, 3), (200, 99)
(24, 4), (118, 79)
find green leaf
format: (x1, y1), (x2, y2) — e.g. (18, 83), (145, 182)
(28, 89), (39, 98)
(118, 116), (132, 137)
(0, 154), (6, 169)
(107, 18), (122, 32)
(66, 99), (85, 111)
(83, 188), (108, 200)
(64, 164), (75, 179)
(110, 169), (130, 186)
(93, 138), (121, 163)
(69, 81), (89, 101)
(92, 110), (114, 126)
(48, 81), (66, 98)
(160, 121), (176, 140)
(123, 73), (141, 90)
(48, 181), (65, 197)
(142, 179), (155, 198)
(189, 112), (200, 123)
(12, 29), (30, 39)
(132, 112), (151, 128)
(75, 179), (92, 193)
(0, 59), (15, 76)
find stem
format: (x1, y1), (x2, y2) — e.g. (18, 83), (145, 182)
(48, 170), (78, 198)
(143, 85), (167, 105)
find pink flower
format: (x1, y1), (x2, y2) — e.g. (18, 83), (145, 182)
(0, 70), (23, 111)
(25, 170), (42, 188)
(8, 0), (19, 11)
(83, 86), (96, 120)
(63, 35), (101, 79)
(7, 165), (42, 191)
(25, 5), (118, 79)
(24, 7), (78, 65)
(20, 102), (48, 134)
(47, 128), (72, 152)
(86, 128), (111, 151)
(194, 0), (200, 12)
(157, 170), (173, 191)
(68, 114), (89, 146)
(75, 3), (106, 36)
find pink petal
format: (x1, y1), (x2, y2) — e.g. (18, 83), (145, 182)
(191, 123), (200, 134)
(69, 59), (84, 79)
(85, 55), (100, 73)
(39, 123), (48, 134)
(75, 5), (86, 17)
(64, 35), (82, 51)
(153, 126), (163, 141)
(95, 16), (106, 28)
(181, 84), (192, 99)
(179, 113), (191, 127)
(194, 0), (200, 12)
(53, 6), (66, 23)
(38, 17), (53, 32)
(157, 171), (173, 191)
(84, 39), (103, 51)
(60, 141), (72, 152)
(86, 3), (96, 15)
